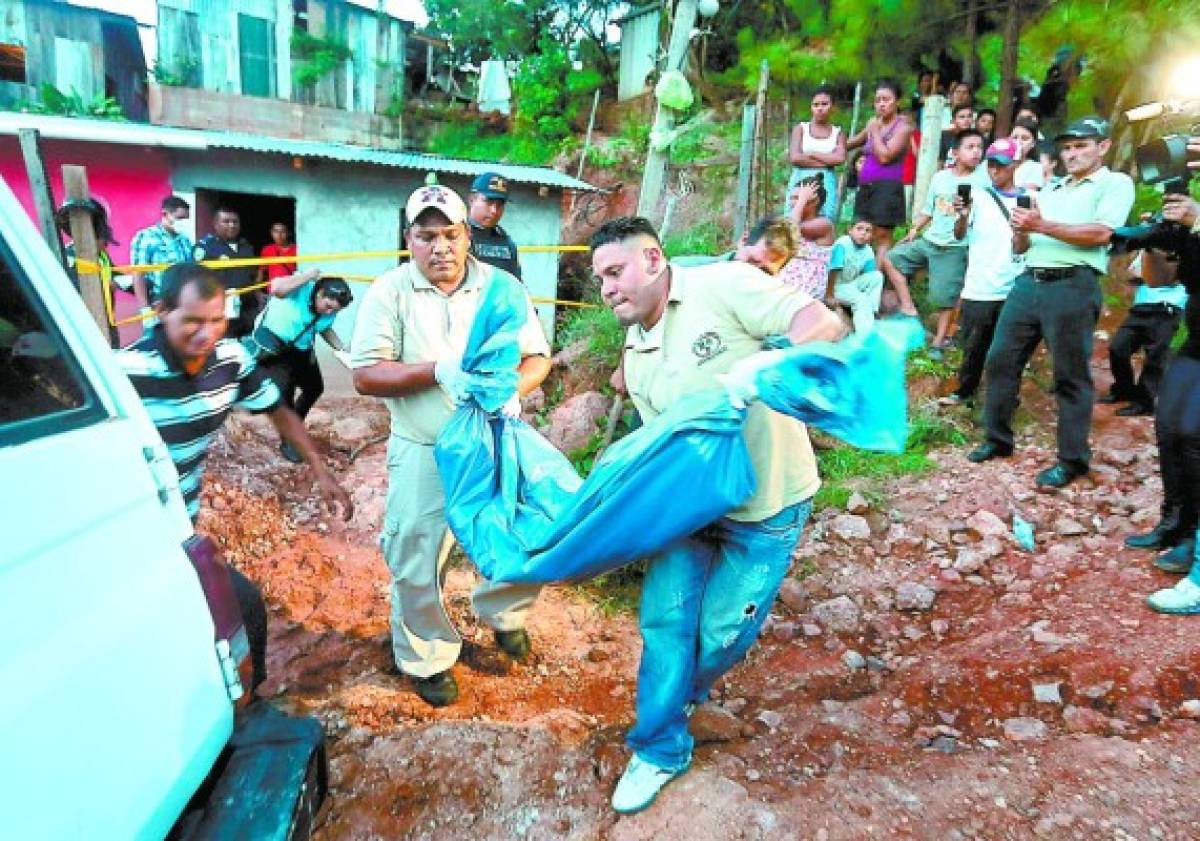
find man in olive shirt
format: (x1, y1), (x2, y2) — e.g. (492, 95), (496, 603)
(969, 117), (1135, 489)
(350, 184), (552, 707)
(591, 217), (844, 814)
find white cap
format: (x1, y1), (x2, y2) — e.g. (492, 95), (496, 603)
(405, 184), (467, 225)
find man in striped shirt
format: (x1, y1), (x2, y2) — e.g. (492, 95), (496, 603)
(117, 261), (352, 688)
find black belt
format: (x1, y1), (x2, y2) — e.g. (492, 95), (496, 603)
(1030, 266), (1094, 282)
(1131, 302), (1182, 316)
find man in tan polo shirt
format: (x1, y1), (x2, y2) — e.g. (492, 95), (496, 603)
(590, 216), (845, 813)
(350, 184), (552, 707)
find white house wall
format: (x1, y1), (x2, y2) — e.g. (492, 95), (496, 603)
(167, 150), (561, 341)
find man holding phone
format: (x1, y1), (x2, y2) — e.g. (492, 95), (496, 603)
(880, 128), (989, 352)
(968, 117), (1135, 489)
(941, 138), (1028, 407)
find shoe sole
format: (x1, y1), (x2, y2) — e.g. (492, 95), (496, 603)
(1146, 599), (1200, 615)
(1153, 562), (1194, 574)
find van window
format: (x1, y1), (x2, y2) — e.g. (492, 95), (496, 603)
(0, 238), (105, 446)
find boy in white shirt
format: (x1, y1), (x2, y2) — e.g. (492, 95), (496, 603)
(940, 138), (1026, 405)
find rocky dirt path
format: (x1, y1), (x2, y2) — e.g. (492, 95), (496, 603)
(200, 392), (1200, 841)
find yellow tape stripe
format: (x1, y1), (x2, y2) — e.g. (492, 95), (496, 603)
(81, 244), (591, 275)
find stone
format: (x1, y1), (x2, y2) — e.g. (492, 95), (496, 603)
(543, 391), (611, 454)
(691, 703), (744, 743)
(953, 547), (987, 574)
(1003, 717), (1048, 742)
(842, 650), (866, 670)
(756, 709), (784, 730)
(895, 582), (937, 612)
(1063, 705), (1113, 734)
(846, 492), (870, 514)
(331, 416), (373, 447)
(829, 514), (871, 542)
(966, 510), (1008, 539)
(930, 619), (950, 636)
(777, 578), (808, 613)
(802, 623), (823, 637)
(1054, 517), (1088, 537)
(770, 621), (799, 642)
(1032, 682), (1063, 705)
(1178, 699), (1200, 720)
(812, 596), (861, 634)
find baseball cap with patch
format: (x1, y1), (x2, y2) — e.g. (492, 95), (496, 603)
(1055, 116), (1110, 141)
(985, 137), (1022, 165)
(405, 184), (468, 226)
(470, 171), (510, 201)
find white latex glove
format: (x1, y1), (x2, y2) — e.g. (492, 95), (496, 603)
(717, 350), (785, 409)
(434, 357), (470, 404)
(501, 392), (522, 418)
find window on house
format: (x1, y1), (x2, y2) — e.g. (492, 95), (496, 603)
(0, 43), (26, 84)
(158, 7), (202, 87)
(293, 0), (309, 33)
(238, 14), (274, 98)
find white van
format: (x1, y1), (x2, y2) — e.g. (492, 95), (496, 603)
(0, 179), (324, 839)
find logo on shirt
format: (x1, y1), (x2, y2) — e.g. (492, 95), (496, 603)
(692, 330), (727, 364)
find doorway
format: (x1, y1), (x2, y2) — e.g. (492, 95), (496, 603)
(193, 189), (296, 255)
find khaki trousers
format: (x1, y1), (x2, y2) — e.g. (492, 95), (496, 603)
(381, 435), (541, 677)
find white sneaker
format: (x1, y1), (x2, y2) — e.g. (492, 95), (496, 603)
(1147, 577), (1200, 614)
(611, 755), (685, 814)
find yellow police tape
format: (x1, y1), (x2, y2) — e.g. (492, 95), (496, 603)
(104, 244), (601, 327)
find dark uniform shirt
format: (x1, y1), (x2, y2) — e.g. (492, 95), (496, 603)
(194, 235), (257, 291)
(468, 221), (522, 280)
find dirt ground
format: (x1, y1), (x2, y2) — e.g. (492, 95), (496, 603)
(199, 346), (1200, 840)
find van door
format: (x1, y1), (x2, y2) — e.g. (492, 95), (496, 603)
(0, 207), (233, 839)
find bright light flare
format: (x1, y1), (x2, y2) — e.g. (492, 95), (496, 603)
(1166, 56), (1200, 99)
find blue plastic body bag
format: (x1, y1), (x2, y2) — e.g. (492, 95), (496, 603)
(434, 274), (755, 584)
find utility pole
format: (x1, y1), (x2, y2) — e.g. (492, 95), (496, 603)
(62, 165), (111, 342)
(18, 129), (65, 267)
(636, 0), (699, 221)
(912, 95), (946, 222)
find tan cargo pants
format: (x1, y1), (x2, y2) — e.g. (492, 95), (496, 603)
(381, 435), (541, 678)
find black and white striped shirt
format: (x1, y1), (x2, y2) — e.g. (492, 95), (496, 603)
(117, 328), (281, 520)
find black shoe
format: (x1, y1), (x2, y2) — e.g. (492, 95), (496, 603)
(1126, 525), (1182, 550)
(280, 440), (303, 464)
(1097, 392), (1122, 404)
(968, 442), (1013, 463)
(1035, 463), (1086, 489)
(412, 670), (459, 707)
(494, 628), (532, 662)
(1115, 403), (1153, 417)
(1153, 539), (1197, 574)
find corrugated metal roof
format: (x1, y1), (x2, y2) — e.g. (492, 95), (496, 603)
(0, 113), (600, 192)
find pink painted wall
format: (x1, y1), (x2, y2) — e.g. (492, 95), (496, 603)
(0, 138), (175, 343)
(0, 137), (174, 265)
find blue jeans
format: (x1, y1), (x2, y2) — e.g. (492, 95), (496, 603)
(627, 498), (813, 770)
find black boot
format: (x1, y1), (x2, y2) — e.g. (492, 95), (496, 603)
(1125, 508), (1184, 550)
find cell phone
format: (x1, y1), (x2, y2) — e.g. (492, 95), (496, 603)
(1017, 195), (1032, 209)
(957, 184), (972, 202)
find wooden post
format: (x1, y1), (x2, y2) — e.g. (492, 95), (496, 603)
(637, 0), (699, 221)
(963, 0), (979, 89)
(912, 95), (946, 225)
(61, 166), (110, 341)
(833, 81), (863, 223)
(733, 103), (756, 242)
(570, 89), (602, 213)
(750, 59), (770, 221)
(18, 129), (66, 267)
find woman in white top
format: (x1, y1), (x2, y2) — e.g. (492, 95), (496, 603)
(786, 86), (845, 221)
(1010, 117), (1045, 191)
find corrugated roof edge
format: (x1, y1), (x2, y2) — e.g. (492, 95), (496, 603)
(0, 113), (601, 193)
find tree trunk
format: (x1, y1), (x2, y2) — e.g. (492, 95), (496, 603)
(963, 0), (979, 89)
(996, 0), (1021, 138)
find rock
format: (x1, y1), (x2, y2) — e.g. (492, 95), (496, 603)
(802, 622), (823, 637)
(543, 391), (611, 453)
(953, 547), (987, 574)
(1178, 699), (1200, 720)
(691, 703), (744, 743)
(777, 578), (808, 613)
(331, 416), (373, 447)
(846, 492), (870, 514)
(1054, 517), (1088, 537)
(842, 650), (866, 670)
(1063, 705), (1113, 734)
(756, 709), (784, 730)
(829, 514), (871, 542)
(895, 582), (937, 612)
(1032, 681), (1063, 705)
(1003, 717), (1048, 742)
(551, 339), (588, 368)
(812, 596), (861, 634)
(931, 619), (950, 636)
(966, 510), (1008, 539)
(521, 387), (546, 413)
(770, 621), (799, 642)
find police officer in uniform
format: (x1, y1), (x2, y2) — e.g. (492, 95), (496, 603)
(194, 206), (260, 338)
(467, 171), (523, 280)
